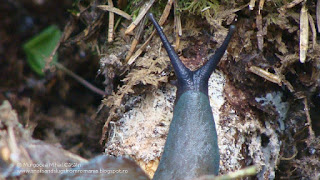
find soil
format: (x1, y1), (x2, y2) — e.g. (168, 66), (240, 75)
(1, 0), (105, 159)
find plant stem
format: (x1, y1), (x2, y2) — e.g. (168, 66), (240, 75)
(55, 62), (106, 96)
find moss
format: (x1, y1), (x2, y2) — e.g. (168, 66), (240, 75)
(178, 0), (220, 16)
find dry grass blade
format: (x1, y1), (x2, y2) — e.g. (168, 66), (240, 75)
(65, 14), (105, 45)
(44, 18), (76, 71)
(248, 66), (282, 85)
(308, 13), (317, 49)
(299, 4), (308, 63)
(125, 38), (140, 61)
(107, 0), (114, 42)
(174, 0), (182, 51)
(197, 166), (258, 180)
(256, 13), (264, 51)
(159, 0), (174, 25)
(127, 0), (173, 65)
(259, 0), (265, 14)
(249, 0), (256, 10)
(97, 5), (132, 20)
(127, 31), (155, 65)
(280, 0), (305, 10)
(125, 16), (147, 61)
(125, 0), (155, 35)
(317, 0), (320, 33)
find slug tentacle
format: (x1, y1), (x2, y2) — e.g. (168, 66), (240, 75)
(196, 25), (236, 82)
(148, 13), (235, 98)
(147, 13), (191, 84)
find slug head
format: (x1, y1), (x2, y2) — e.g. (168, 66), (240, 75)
(147, 13), (235, 99)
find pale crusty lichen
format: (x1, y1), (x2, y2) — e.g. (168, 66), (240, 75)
(105, 70), (284, 179)
(105, 86), (175, 177)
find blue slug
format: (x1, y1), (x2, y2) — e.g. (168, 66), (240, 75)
(58, 13), (235, 180)
(148, 13), (235, 180)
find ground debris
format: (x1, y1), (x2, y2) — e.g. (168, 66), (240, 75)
(0, 100), (86, 179)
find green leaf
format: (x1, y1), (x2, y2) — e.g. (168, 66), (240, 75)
(23, 25), (61, 76)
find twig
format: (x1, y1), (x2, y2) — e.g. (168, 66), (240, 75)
(197, 165), (258, 180)
(303, 97), (315, 139)
(280, 148), (298, 160)
(55, 62), (106, 96)
(248, 66), (282, 86)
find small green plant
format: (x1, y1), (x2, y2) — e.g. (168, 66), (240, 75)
(23, 25), (61, 76)
(23, 25), (105, 96)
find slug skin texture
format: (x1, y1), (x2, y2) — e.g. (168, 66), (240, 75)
(148, 13), (235, 180)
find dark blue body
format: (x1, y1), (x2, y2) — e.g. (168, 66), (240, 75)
(153, 91), (219, 180)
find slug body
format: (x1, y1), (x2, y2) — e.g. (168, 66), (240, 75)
(148, 13), (235, 180)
